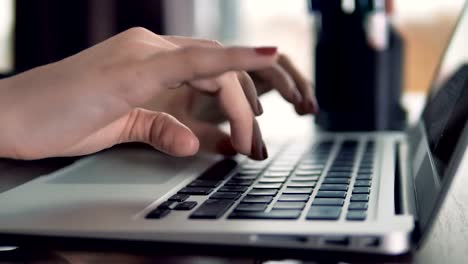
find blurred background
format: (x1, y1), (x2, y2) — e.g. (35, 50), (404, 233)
(0, 0), (465, 92)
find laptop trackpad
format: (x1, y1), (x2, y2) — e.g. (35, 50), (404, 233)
(47, 147), (192, 184)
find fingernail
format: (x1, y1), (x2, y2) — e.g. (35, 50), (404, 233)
(262, 143), (268, 159)
(254, 47), (277, 56)
(256, 99), (264, 116)
(249, 119), (266, 160)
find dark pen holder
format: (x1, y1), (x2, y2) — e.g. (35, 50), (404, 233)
(312, 2), (406, 131)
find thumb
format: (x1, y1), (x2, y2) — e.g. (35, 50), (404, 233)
(121, 108), (199, 157)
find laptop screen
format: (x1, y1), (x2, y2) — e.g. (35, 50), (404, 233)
(422, 5), (468, 180)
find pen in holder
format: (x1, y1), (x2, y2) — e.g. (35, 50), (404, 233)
(309, 0), (406, 131)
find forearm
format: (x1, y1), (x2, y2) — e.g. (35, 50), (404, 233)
(0, 77), (22, 159)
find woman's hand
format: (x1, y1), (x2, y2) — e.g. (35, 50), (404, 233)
(142, 36), (318, 154)
(0, 28), (316, 161)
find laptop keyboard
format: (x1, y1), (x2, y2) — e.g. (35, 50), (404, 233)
(146, 140), (375, 221)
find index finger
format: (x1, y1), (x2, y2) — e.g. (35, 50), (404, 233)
(147, 46), (278, 87)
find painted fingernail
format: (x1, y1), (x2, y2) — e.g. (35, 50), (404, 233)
(256, 99), (264, 116)
(254, 47), (277, 56)
(262, 143), (268, 159)
(249, 119), (266, 160)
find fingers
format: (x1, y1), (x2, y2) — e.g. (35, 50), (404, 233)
(124, 45), (276, 159)
(187, 118), (267, 160)
(162, 35), (223, 48)
(137, 46), (275, 157)
(163, 35), (263, 116)
(253, 64), (302, 106)
(237, 71), (263, 115)
(120, 108), (199, 157)
(278, 54), (319, 114)
(143, 46), (278, 88)
(186, 120), (237, 156)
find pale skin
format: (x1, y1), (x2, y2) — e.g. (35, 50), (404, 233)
(0, 27), (317, 161)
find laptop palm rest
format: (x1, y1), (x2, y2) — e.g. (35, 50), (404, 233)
(46, 147), (192, 185)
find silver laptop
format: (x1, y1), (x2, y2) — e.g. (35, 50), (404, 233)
(1, 6), (468, 256)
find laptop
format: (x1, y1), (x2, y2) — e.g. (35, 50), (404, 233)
(1, 6), (468, 256)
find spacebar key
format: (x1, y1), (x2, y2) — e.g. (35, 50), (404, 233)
(190, 199), (235, 219)
(228, 210), (301, 220)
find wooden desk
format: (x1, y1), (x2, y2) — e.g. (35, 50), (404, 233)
(0, 93), (467, 264)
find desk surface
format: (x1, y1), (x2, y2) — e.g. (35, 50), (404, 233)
(0, 93), (467, 264)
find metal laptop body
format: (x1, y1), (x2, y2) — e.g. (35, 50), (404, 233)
(0, 5), (467, 256)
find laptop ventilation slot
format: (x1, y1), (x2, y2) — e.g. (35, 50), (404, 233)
(394, 143), (403, 215)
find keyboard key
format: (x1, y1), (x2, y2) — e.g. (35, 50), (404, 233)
(225, 179), (255, 186)
(316, 191), (347, 198)
(356, 174), (372, 180)
(235, 203), (268, 212)
(258, 177), (287, 183)
(358, 169), (373, 174)
(361, 158), (374, 164)
(174, 201), (198, 211)
(238, 169), (261, 175)
(241, 164), (266, 170)
(327, 172), (352, 178)
(248, 189), (278, 196)
(263, 171), (290, 177)
(312, 198), (345, 206)
(146, 208), (170, 219)
(268, 167), (295, 173)
(188, 179), (222, 188)
(242, 196), (273, 204)
(218, 186), (248, 192)
(254, 183), (282, 189)
(178, 187), (213, 196)
(210, 192), (241, 200)
(347, 210), (367, 221)
(189, 199), (234, 219)
(232, 174), (257, 180)
(306, 206), (341, 220)
(332, 163), (354, 169)
(351, 194), (369, 202)
(291, 176), (320, 181)
(278, 194), (310, 202)
(297, 164), (324, 170)
(158, 201), (178, 209)
(273, 201), (306, 210)
(341, 140), (358, 146)
(323, 178), (350, 184)
(229, 210), (301, 219)
(282, 187), (313, 194)
(294, 170), (322, 176)
(287, 181), (316, 188)
(348, 202), (368, 210)
(168, 194), (189, 202)
(328, 166), (354, 172)
(352, 187), (370, 194)
(354, 180), (372, 187)
(199, 159), (238, 180)
(320, 184), (348, 191)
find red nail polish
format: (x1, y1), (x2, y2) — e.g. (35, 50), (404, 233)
(254, 47), (277, 56)
(262, 144), (268, 159)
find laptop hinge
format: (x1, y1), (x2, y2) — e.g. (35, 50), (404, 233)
(396, 138), (422, 243)
(395, 140), (418, 217)
(394, 142), (403, 215)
